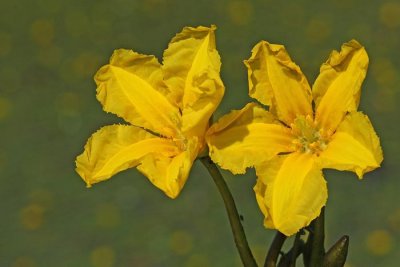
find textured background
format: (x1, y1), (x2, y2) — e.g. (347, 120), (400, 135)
(1, 0), (399, 266)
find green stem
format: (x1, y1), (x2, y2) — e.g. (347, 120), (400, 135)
(200, 156), (257, 267)
(265, 231), (286, 267)
(309, 207), (325, 267)
(289, 232), (302, 267)
(277, 232), (304, 267)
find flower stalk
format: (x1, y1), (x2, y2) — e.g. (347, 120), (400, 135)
(200, 156), (257, 267)
(308, 207), (325, 267)
(264, 231), (286, 267)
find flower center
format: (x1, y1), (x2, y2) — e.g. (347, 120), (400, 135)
(172, 131), (187, 152)
(290, 115), (328, 156)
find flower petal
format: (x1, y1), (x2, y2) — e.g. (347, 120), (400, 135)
(206, 103), (295, 174)
(95, 49), (181, 137)
(137, 138), (199, 198)
(244, 41), (313, 125)
(313, 40), (369, 132)
(254, 153), (327, 236)
(76, 125), (180, 187)
(163, 25), (224, 138)
(319, 111), (383, 178)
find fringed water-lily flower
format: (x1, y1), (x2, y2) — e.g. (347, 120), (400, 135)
(76, 26), (224, 198)
(206, 40), (383, 236)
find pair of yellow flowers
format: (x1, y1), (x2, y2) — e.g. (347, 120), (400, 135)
(76, 25), (383, 236)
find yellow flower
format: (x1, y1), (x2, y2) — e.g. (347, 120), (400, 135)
(75, 26), (224, 198)
(206, 40), (383, 236)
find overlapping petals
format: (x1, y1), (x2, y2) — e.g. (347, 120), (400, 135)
(255, 153), (327, 236)
(163, 25), (224, 139)
(206, 103), (294, 174)
(95, 50), (180, 138)
(137, 138), (199, 198)
(244, 41), (313, 125)
(76, 25), (224, 198)
(313, 40), (369, 132)
(207, 39), (383, 235)
(76, 125), (180, 187)
(319, 111), (383, 178)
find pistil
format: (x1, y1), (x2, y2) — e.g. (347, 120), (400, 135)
(172, 131), (188, 151)
(291, 115), (328, 156)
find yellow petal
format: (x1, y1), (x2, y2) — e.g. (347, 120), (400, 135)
(95, 49), (181, 137)
(76, 125), (180, 187)
(137, 138), (199, 198)
(244, 41), (313, 125)
(313, 40), (369, 132)
(255, 153), (327, 236)
(206, 103), (294, 174)
(163, 25), (224, 138)
(319, 111), (383, 178)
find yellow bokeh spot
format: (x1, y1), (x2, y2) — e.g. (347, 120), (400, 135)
(379, 2), (400, 28)
(388, 208), (400, 232)
(184, 254), (209, 267)
(72, 52), (101, 78)
(20, 204), (45, 230)
(90, 246), (115, 267)
(365, 229), (393, 256)
(371, 57), (398, 87)
(228, 1), (253, 26)
(306, 18), (331, 43)
(30, 19), (54, 47)
(0, 31), (12, 57)
(170, 230), (193, 255)
(142, 0), (168, 17)
(95, 203), (121, 228)
(280, 3), (305, 26)
(55, 92), (82, 115)
(56, 92), (83, 134)
(0, 97), (11, 121)
(12, 257), (36, 267)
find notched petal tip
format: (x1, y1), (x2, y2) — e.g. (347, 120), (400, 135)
(313, 39), (369, 132)
(95, 49), (162, 86)
(109, 49), (158, 65)
(206, 103), (293, 175)
(94, 48), (181, 137)
(162, 24), (223, 138)
(168, 25), (217, 48)
(75, 125), (178, 188)
(319, 111), (383, 179)
(323, 39), (368, 70)
(245, 40), (312, 124)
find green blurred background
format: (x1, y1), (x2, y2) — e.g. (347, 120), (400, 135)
(1, 0), (399, 266)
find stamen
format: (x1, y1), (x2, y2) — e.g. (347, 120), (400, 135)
(291, 116), (328, 155)
(172, 132), (187, 151)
